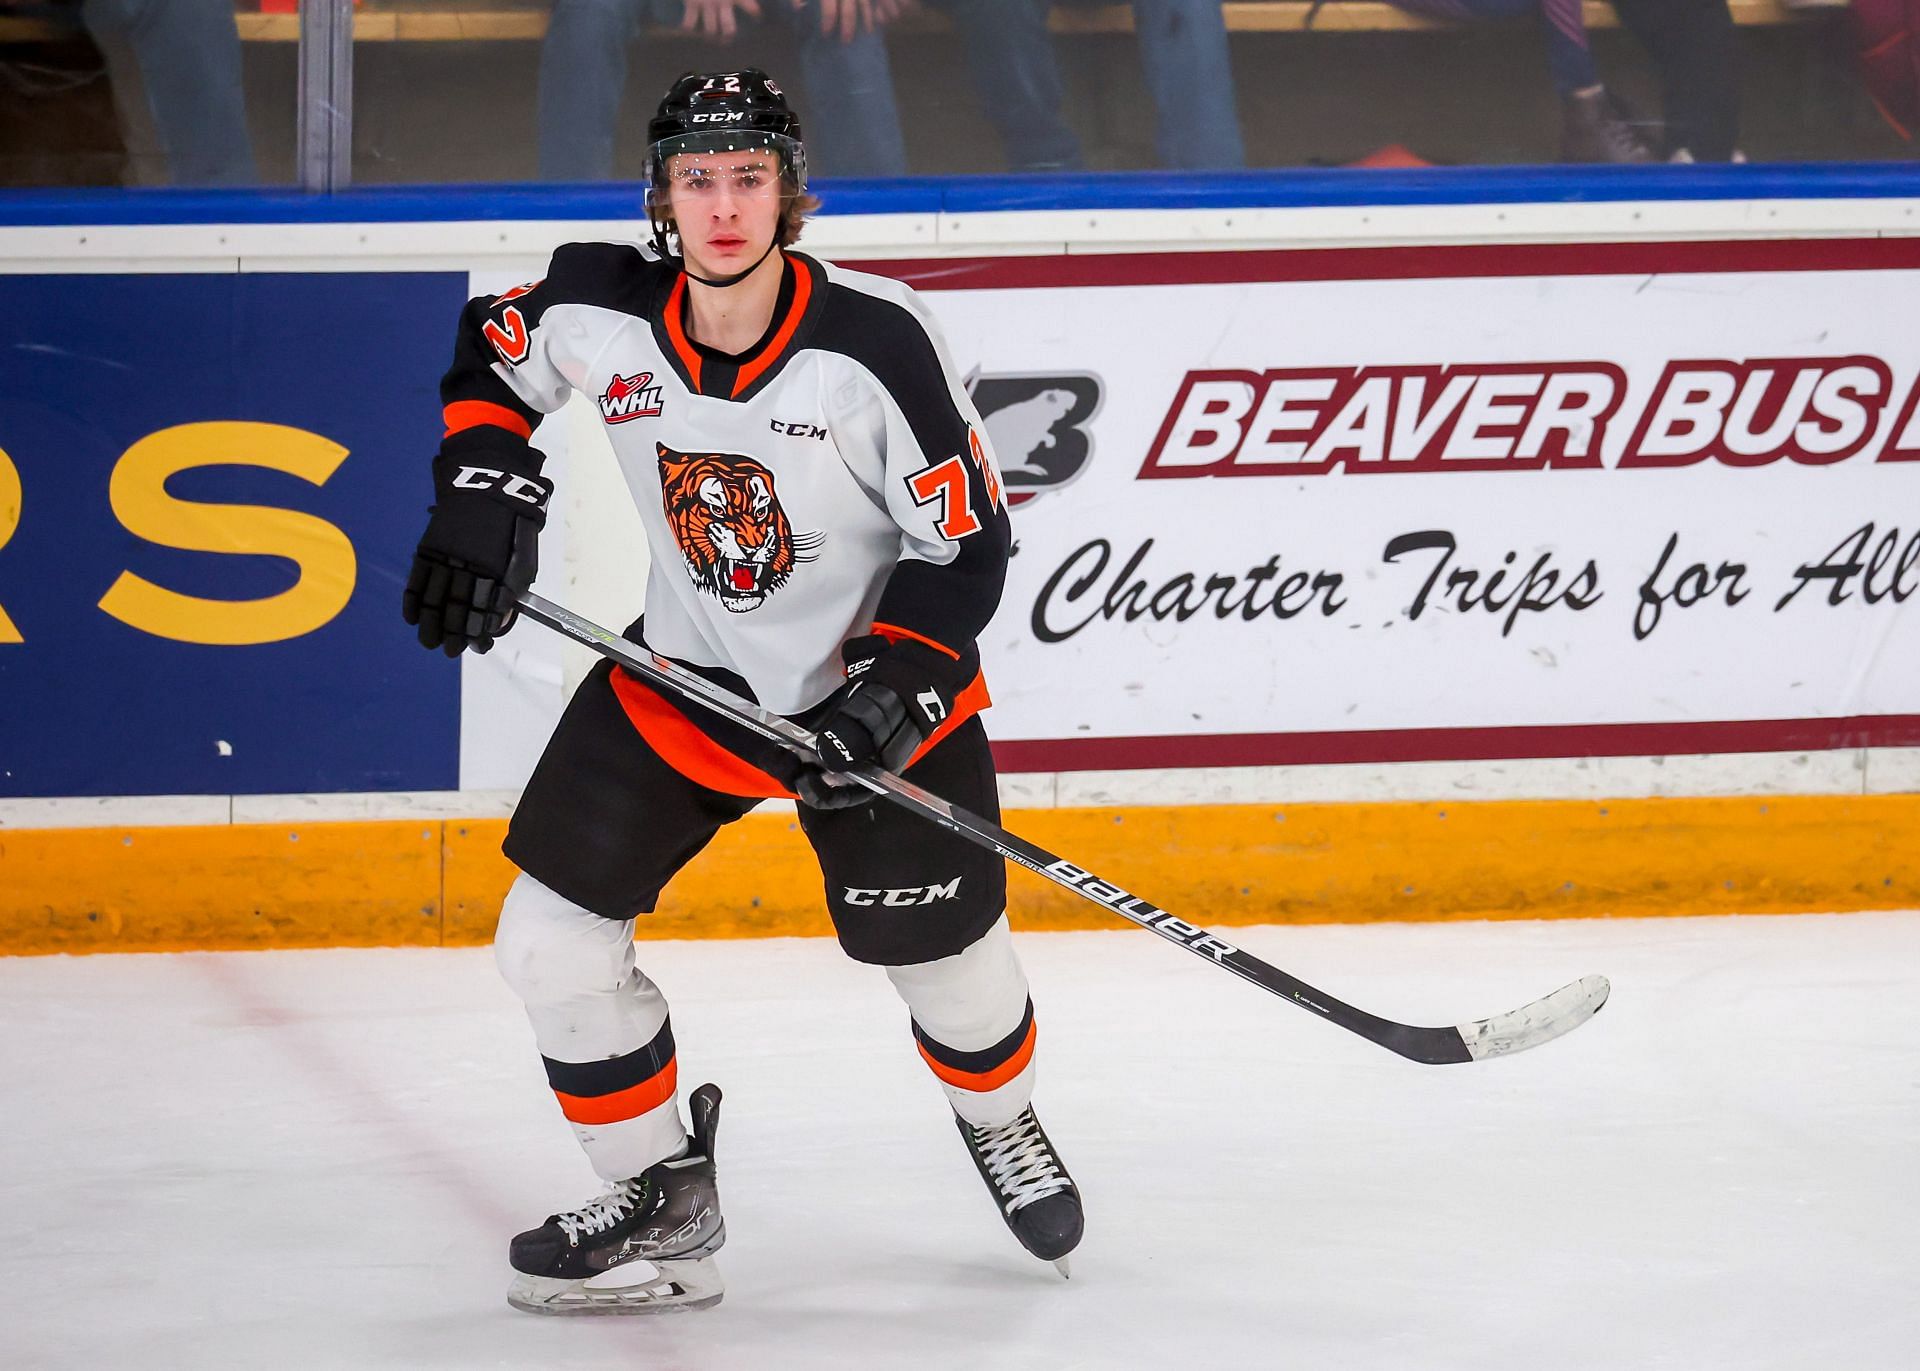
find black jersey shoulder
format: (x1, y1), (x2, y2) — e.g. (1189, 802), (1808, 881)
(442, 242), (665, 434)
(525, 240), (666, 326)
(807, 271), (972, 460)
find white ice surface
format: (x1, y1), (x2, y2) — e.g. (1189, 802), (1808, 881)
(3, 912), (1917, 1371)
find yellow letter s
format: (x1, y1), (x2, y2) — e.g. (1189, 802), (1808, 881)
(0, 443), (20, 643)
(98, 422), (357, 645)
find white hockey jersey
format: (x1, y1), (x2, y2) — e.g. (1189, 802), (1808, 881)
(438, 244), (1010, 766)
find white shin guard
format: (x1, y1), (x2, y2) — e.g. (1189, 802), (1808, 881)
(885, 914), (1036, 1128)
(494, 873), (685, 1180)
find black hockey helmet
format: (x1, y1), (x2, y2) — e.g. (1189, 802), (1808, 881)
(644, 69), (808, 195)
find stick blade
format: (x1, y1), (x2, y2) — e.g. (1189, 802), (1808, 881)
(1455, 973), (1611, 1061)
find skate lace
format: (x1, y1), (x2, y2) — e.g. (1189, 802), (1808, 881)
(555, 1178), (647, 1245)
(971, 1111), (1072, 1215)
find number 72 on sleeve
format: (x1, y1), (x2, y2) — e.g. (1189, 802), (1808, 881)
(905, 429), (1001, 542)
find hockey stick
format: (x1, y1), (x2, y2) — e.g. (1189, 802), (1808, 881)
(515, 591), (1609, 1065)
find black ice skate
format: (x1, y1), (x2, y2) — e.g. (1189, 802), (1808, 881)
(506, 1082), (726, 1315)
(956, 1104), (1083, 1277)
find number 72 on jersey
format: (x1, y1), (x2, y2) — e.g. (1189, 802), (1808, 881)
(906, 429), (1003, 542)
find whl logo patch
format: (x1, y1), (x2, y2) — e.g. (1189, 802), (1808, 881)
(600, 371), (665, 424)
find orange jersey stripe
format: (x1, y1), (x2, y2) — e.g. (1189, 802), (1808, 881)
(442, 400), (533, 441)
(905, 671), (991, 769)
(917, 1019), (1037, 1094)
(732, 256), (814, 398)
(871, 621), (962, 661)
(608, 667), (796, 800)
(609, 653), (988, 793)
(553, 1057), (677, 1125)
(663, 275), (703, 392)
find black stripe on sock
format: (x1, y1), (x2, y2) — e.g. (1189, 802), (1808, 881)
(911, 997), (1035, 1076)
(541, 1017), (676, 1098)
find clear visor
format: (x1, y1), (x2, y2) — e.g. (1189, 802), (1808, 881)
(662, 154), (783, 196)
(645, 130), (806, 189)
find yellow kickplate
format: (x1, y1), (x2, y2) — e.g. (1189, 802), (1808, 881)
(0, 821), (442, 954)
(440, 814), (837, 947)
(1003, 794), (1920, 929)
(5, 793), (1919, 955)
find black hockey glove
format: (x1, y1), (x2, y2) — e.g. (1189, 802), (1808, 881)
(401, 445), (552, 657)
(797, 635), (969, 810)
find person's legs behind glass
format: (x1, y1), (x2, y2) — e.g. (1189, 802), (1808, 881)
(1128, 0), (1245, 169)
(81, 0), (256, 185)
(927, 0), (1084, 171)
(539, 0), (650, 181)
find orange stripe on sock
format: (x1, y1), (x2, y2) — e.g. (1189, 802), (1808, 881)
(917, 1019), (1036, 1093)
(554, 1057), (678, 1125)
(905, 671), (992, 770)
(442, 400), (533, 440)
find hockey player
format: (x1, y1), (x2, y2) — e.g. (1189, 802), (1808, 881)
(401, 69), (1083, 1314)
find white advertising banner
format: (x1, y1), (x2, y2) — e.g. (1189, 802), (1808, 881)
(870, 240), (1920, 770)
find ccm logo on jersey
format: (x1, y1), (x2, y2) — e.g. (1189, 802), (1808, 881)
(601, 372), (665, 423)
(843, 879), (962, 906)
(452, 466), (548, 506)
(771, 420), (827, 439)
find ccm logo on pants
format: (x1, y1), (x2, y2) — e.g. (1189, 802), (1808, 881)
(844, 879), (962, 907)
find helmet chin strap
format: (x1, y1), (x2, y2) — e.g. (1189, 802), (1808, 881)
(681, 237), (779, 289)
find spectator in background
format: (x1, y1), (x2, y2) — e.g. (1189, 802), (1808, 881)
(1611, 0), (1739, 162)
(542, 0), (1241, 179)
(1853, 0), (1920, 140)
(539, 0), (909, 179)
(67, 0), (255, 184)
(931, 0), (1246, 171)
(1385, 0), (1654, 161)
(1383, 0), (1738, 163)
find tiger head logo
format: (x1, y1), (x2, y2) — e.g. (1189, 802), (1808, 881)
(658, 443), (824, 613)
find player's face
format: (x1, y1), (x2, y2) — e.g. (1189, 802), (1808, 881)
(666, 152), (783, 276)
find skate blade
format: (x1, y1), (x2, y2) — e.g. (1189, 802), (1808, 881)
(507, 1257), (724, 1316)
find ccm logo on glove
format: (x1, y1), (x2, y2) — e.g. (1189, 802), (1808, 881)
(795, 634), (972, 809)
(451, 466), (550, 506)
(401, 445), (554, 657)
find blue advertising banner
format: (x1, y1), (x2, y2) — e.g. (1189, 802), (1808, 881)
(0, 271), (468, 797)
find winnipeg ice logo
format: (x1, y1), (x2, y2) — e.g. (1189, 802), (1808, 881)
(600, 371), (665, 424)
(966, 371), (1102, 508)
